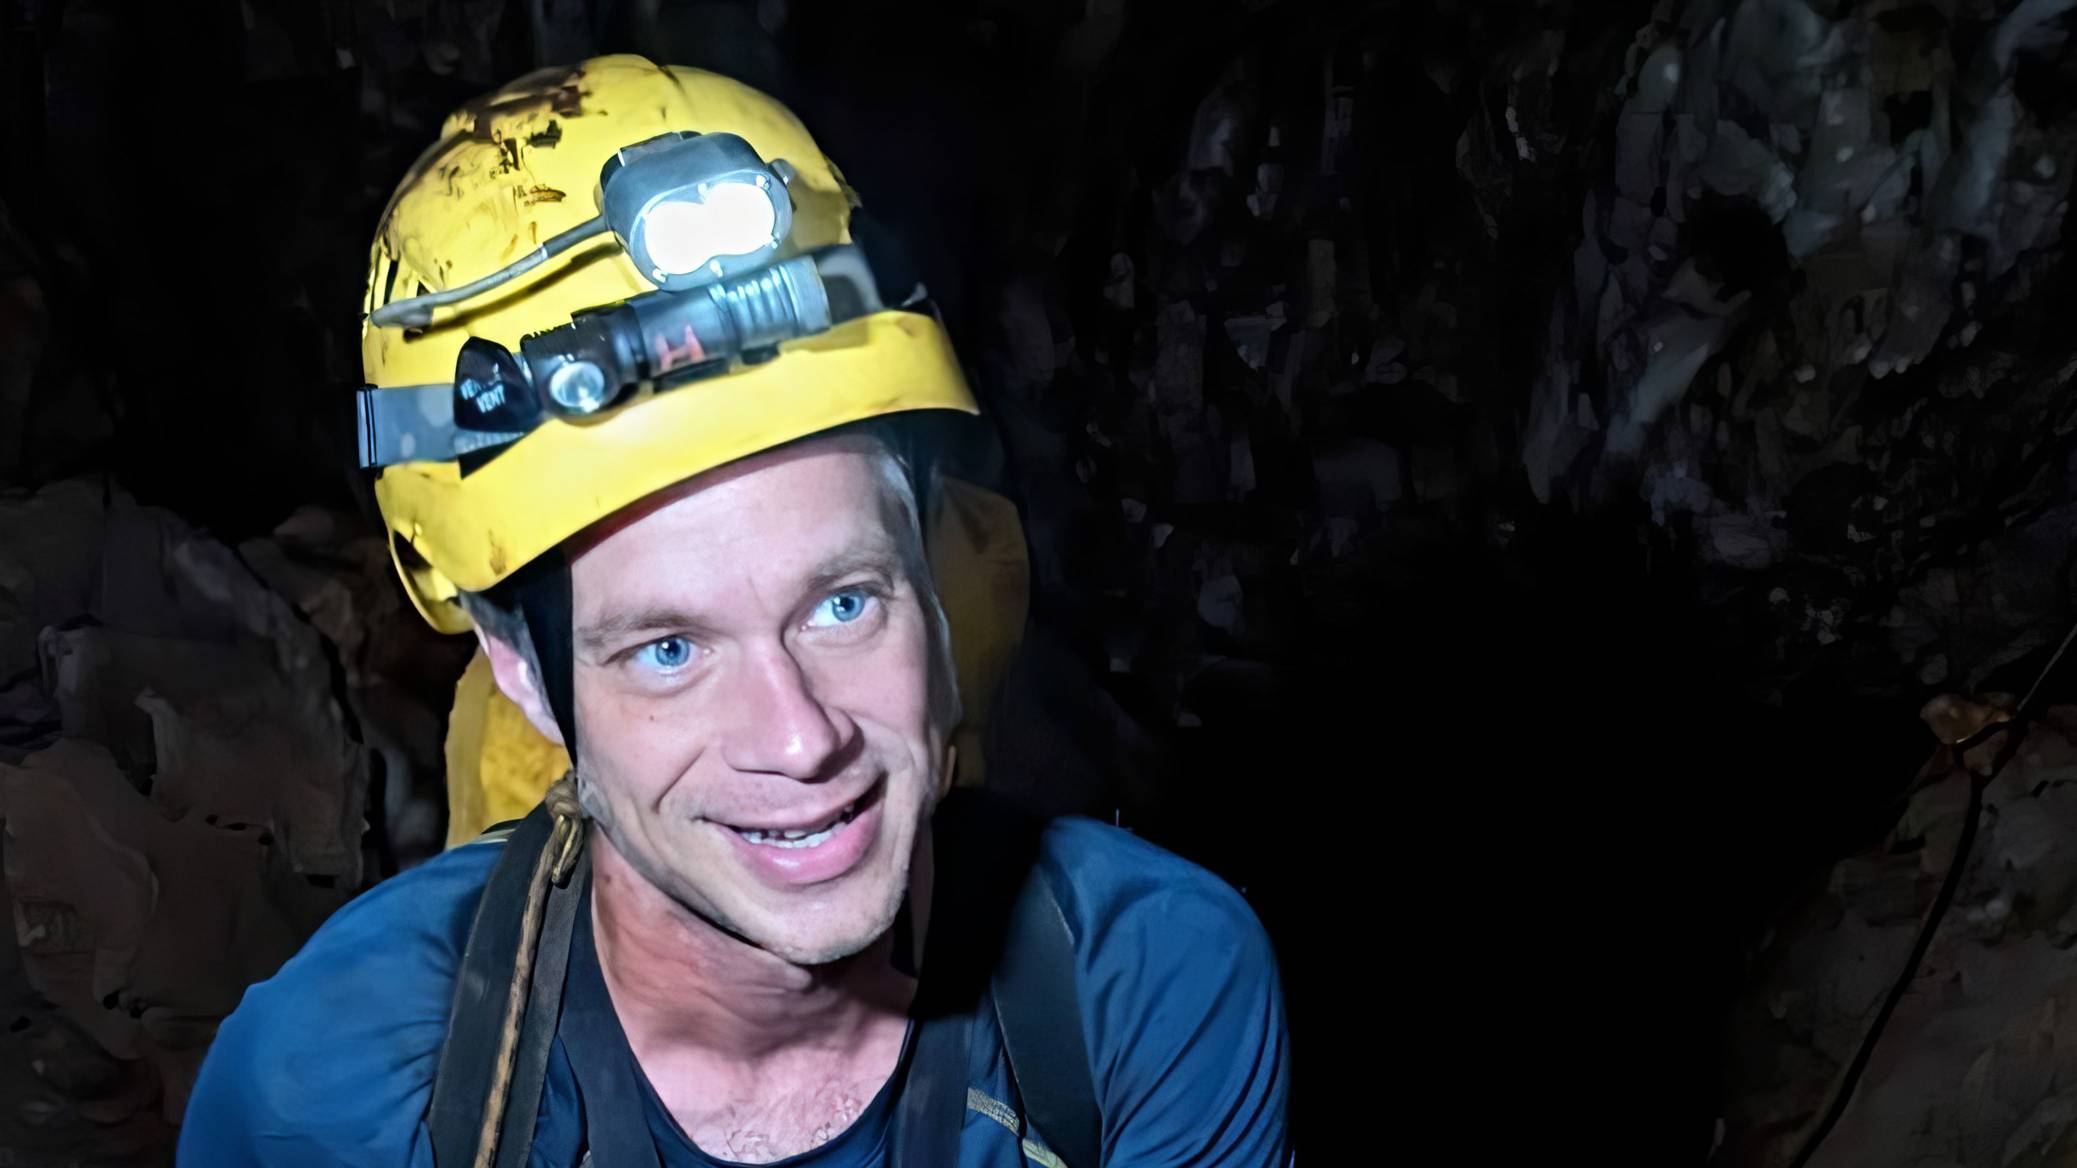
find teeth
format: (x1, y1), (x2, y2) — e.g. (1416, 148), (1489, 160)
(736, 799), (862, 849)
(744, 824), (838, 849)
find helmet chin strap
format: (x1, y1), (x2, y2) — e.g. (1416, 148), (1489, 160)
(516, 553), (581, 761)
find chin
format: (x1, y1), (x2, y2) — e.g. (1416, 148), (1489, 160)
(747, 876), (909, 967)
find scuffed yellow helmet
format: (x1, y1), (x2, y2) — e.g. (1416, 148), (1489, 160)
(361, 55), (978, 634)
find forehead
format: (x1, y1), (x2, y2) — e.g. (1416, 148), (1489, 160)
(568, 437), (905, 609)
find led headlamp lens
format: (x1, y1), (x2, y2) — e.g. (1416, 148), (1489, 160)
(600, 131), (793, 292)
(641, 179), (779, 277)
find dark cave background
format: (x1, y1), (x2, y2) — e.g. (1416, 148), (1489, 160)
(6, 0), (2077, 1163)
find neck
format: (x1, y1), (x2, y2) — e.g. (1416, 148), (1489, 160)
(588, 829), (928, 1067)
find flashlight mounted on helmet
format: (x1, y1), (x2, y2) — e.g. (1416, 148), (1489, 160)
(357, 132), (907, 470)
(598, 130), (796, 291)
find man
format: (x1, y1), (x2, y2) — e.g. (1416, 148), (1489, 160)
(180, 56), (1290, 1166)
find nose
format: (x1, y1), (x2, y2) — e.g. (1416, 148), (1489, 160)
(717, 642), (859, 781)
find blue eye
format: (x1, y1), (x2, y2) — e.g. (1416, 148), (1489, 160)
(807, 588), (874, 628)
(636, 636), (696, 671)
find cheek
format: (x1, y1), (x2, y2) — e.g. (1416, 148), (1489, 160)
(573, 681), (712, 805)
(817, 610), (936, 729)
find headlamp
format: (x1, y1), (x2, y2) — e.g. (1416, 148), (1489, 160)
(356, 240), (897, 470)
(600, 132), (794, 291)
(368, 131), (797, 330)
(357, 132), (915, 472)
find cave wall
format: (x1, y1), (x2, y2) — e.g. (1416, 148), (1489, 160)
(4, 0), (2077, 1161)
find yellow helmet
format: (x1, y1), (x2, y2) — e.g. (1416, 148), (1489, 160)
(361, 54), (978, 634)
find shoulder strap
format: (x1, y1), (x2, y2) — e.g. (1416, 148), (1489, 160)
(890, 1001), (973, 1168)
(495, 850), (586, 1167)
(991, 847), (1103, 1167)
(557, 893), (664, 1168)
(427, 802), (586, 1168)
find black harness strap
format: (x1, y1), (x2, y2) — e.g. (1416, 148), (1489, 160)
(560, 900), (664, 1168)
(993, 870), (1103, 1168)
(427, 805), (557, 1167)
(890, 1009), (972, 1168)
(494, 846), (588, 1168)
(927, 791), (1102, 1166)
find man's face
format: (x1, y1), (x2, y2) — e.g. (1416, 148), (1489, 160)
(565, 437), (945, 966)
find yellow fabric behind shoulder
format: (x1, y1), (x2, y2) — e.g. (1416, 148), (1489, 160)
(927, 477), (1030, 788)
(443, 650), (572, 848)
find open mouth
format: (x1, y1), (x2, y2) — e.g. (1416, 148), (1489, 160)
(725, 778), (882, 850)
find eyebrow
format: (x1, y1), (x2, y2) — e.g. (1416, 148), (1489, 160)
(574, 544), (905, 657)
(798, 545), (904, 604)
(575, 606), (722, 658)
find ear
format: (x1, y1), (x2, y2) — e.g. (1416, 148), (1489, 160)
(475, 625), (567, 747)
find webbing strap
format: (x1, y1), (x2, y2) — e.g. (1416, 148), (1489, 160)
(493, 850), (588, 1167)
(993, 868), (1103, 1167)
(427, 805), (555, 1167)
(891, 1008), (972, 1168)
(560, 903), (663, 1168)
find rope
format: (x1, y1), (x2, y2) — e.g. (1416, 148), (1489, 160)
(1789, 617), (2077, 1166)
(472, 774), (586, 1168)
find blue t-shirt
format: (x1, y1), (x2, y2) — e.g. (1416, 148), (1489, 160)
(179, 816), (1290, 1166)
